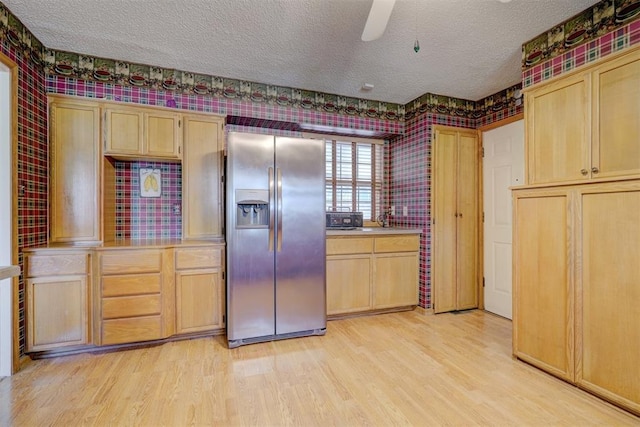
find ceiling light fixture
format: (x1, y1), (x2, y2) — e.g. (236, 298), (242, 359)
(361, 83), (375, 91)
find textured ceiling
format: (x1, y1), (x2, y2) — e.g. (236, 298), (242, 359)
(5, 0), (599, 104)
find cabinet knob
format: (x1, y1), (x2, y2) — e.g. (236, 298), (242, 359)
(591, 167), (599, 174)
(459, 213), (463, 218)
(580, 169), (588, 176)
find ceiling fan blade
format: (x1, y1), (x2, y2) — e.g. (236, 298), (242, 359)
(361, 0), (396, 41)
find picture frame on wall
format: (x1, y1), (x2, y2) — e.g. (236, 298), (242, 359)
(140, 168), (161, 198)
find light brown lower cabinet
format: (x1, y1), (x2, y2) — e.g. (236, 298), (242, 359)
(513, 180), (640, 416)
(97, 248), (169, 345)
(175, 246), (225, 334)
(24, 242), (225, 354)
(326, 233), (419, 316)
(25, 251), (91, 352)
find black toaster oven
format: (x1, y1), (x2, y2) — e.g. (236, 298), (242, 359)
(326, 212), (364, 229)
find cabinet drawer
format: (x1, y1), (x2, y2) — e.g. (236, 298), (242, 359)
(175, 248), (221, 270)
(101, 316), (162, 345)
(102, 294), (161, 319)
(327, 238), (373, 255)
(100, 250), (162, 275)
(102, 274), (161, 297)
(374, 236), (420, 253)
(26, 253), (88, 277)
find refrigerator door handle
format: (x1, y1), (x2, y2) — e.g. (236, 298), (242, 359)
(268, 167), (275, 252)
(277, 167), (283, 252)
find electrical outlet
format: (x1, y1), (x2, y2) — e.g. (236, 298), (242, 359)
(390, 206), (395, 215)
(173, 204), (181, 216)
(403, 206), (408, 216)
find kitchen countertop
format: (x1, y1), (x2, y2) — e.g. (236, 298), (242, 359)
(326, 227), (422, 236)
(0, 265), (20, 281)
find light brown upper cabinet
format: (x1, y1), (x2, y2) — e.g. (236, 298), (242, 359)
(432, 126), (480, 313)
(104, 106), (182, 160)
(592, 50), (640, 180)
(525, 47), (640, 185)
(182, 114), (225, 239)
(49, 95), (101, 243)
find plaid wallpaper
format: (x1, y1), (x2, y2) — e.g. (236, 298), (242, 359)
(523, 19), (640, 88)
(113, 161), (182, 240)
(0, 39), (48, 357)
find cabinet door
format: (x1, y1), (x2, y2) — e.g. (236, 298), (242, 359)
(104, 107), (143, 155)
(513, 191), (574, 382)
(579, 188), (640, 414)
(432, 126), (479, 313)
(182, 115), (224, 239)
(326, 255), (371, 315)
(176, 268), (224, 333)
(526, 73), (590, 184)
(146, 112), (181, 158)
(432, 128), (458, 313)
(456, 132), (479, 310)
(373, 253), (418, 309)
(27, 275), (89, 351)
(593, 51), (640, 180)
(49, 98), (101, 242)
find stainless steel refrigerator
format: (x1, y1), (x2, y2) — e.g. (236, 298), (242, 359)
(225, 132), (326, 348)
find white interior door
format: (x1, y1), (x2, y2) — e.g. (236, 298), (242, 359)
(482, 119), (524, 319)
(0, 62), (13, 376)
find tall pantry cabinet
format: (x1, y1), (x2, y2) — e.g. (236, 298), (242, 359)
(431, 126), (480, 313)
(514, 46), (640, 416)
(49, 97), (101, 243)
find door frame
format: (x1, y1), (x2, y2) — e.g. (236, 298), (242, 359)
(0, 51), (19, 374)
(477, 113), (524, 313)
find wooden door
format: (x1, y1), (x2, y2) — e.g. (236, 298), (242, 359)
(326, 256), (371, 315)
(373, 253), (418, 309)
(104, 107), (143, 155)
(482, 119), (525, 319)
(579, 186), (640, 413)
(146, 112), (181, 158)
(432, 128), (458, 313)
(176, 268), (224, 333)
(49, 98), (101, 243)
(27, 275), (89, 351)
(526, 73), (590, 184)
(432, 126), (479, 313)
(456, 132), (479, 310)
(513, 190), (573, 382)
(592, 50), (640, 180)
(182, 115), (224, 239)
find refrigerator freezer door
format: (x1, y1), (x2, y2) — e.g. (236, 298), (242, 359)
(226, 133), (276, 341)
(274, 137), (327, 335)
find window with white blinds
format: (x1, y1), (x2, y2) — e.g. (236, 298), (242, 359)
(325, 139), (383, 221)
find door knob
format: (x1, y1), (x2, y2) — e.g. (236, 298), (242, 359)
(580, 169), (588, 176)
(591, 167), (599, 174)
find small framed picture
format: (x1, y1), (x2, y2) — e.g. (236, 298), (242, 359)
(140, 168), (161, 198)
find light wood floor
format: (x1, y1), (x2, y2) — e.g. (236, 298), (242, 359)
(1, 310), (638, 426)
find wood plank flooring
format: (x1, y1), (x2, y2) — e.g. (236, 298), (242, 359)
(1, 310), (638, 426)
